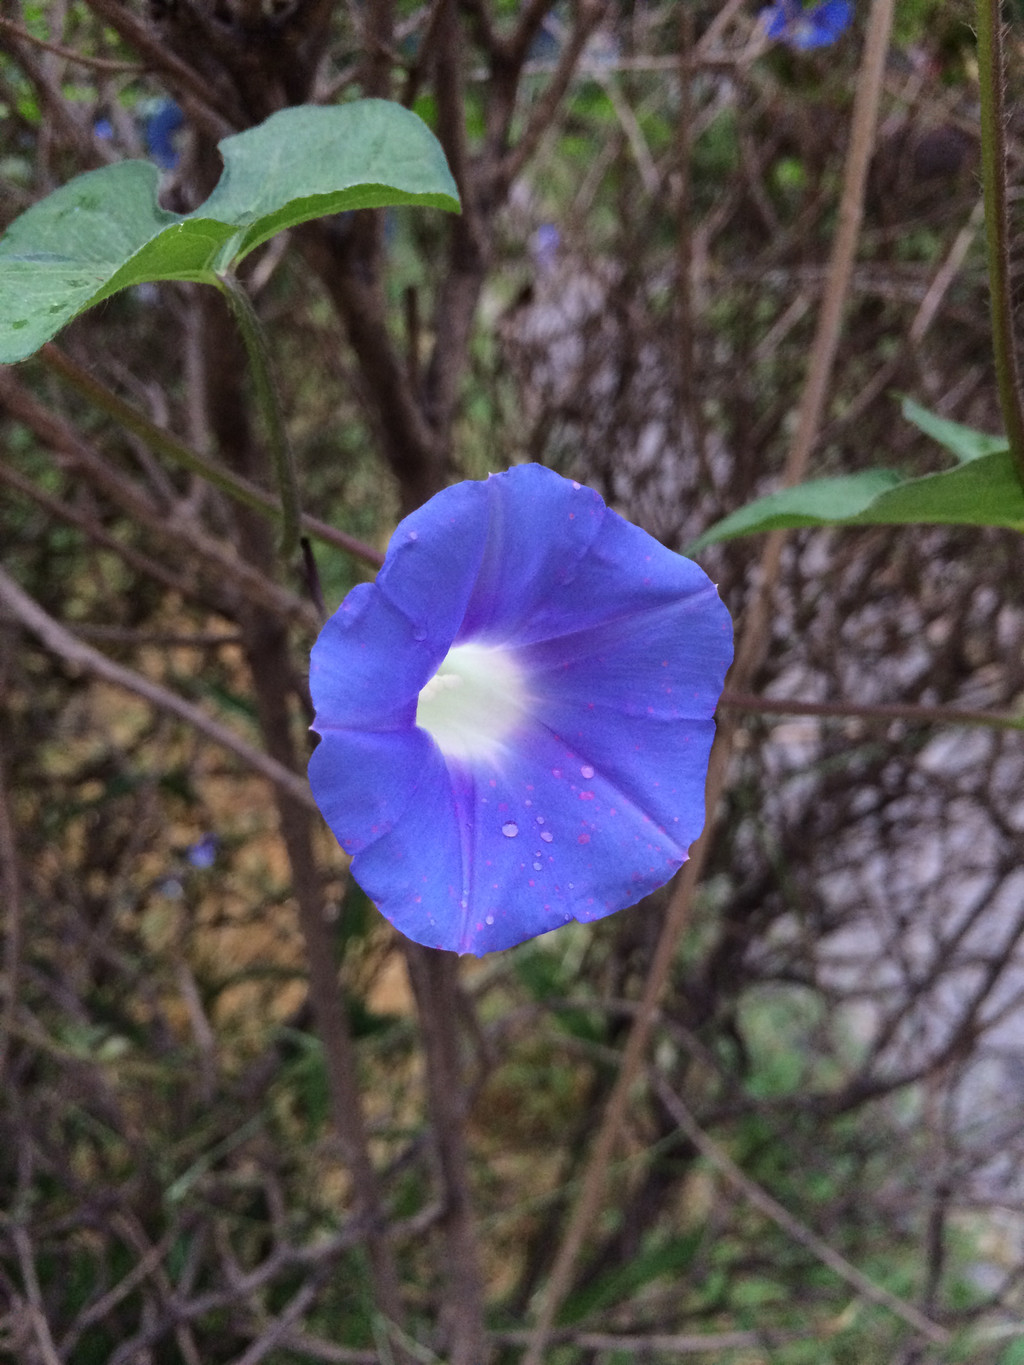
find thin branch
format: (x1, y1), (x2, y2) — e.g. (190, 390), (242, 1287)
(0, 744), (24, 1089)
(40, 345), (384, 569)
(0, 567), (316, 809)
(498, 0), (611, 190)
(0, 368), (319, 628)
(498, 1325), (835, 1354)
(81, 0), (237, 135)
(0, 460), (199, 601)
(12, 1228), (63, 1365)
(652, 1076), (950, 1346)
(0, 15), (143, 71)
(231, 1272), (327, 1365)
(719, 689), (1024, 733)
(732, 0), (896, 683)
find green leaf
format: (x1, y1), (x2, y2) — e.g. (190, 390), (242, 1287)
(0, 99), (460, 364)
(900, 395), (1008, 464)
(690, 438), (1024, 550)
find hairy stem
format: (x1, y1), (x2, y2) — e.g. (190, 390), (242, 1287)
(976, 0), (1024, 486)
(217, 272), (304, 560)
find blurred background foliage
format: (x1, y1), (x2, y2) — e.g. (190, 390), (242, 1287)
(3, 0), (1024, 1362)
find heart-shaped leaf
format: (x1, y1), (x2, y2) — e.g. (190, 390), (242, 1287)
(0, 99), (460, 364)
(690, 404), (1022, 549)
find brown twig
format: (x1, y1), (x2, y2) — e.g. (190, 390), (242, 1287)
(0, 460), (199, 602)
(0, 567), (316, 808)
(652, 1076), (950, 1345)
(0, 744), (24, 1090)
(81, 0), (237, 135)
(40, 346), (385, 569)
(719, 688), (1024, 733)
(498, 0), (610, 190)
(0, 15), (142, 71)
(404, 948), (487, 1365)
(0, 366), (321, 628)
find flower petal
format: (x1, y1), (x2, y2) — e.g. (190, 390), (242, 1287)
(309, 725), (438, 854)
(311, 479), (492, 730)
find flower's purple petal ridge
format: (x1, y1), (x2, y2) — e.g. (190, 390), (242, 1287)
(761, 0), (852, 49)
(309, 464), (733, 956)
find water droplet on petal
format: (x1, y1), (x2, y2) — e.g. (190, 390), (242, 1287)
(533, 861), (542, 871)
(485, 914), (494, 925)
(581, 765), (595, 779)
(408, 530), (418, 541)
(540, 831), (553, 843)
(535, 815), (545, 825)
(502, 822), (519, 838)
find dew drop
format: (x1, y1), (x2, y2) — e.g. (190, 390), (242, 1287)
(572, 480), (581, 490)
(408, 530), (418, 541)
(485, 914), (494, 925)
(10, 320), (27, 330)
(501, 822), (519, 838)
(540, 830), (553, 843)
(580, 765), (595, 779)
(533, 861), (542, 870)
(535, 815), (545, 825)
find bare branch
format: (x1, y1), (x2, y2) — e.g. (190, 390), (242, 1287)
(0, 567), (316, 808)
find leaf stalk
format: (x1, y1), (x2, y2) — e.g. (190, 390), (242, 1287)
(216, 271), (303, 560)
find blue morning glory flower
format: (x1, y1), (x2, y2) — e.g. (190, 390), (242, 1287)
(145, 98), (184, 170)
(761, 0), (852, 49)
(309, 465), (732, 956)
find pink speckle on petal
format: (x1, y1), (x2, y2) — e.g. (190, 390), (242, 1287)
(578, 833), (590, 845)
(579, 791), (594, 801)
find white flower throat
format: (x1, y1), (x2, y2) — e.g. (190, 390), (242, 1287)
(416, 642), (528, 763)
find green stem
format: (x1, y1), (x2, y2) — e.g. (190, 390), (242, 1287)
(216, 271), (303, 559)
(977, 0), (1024, 488)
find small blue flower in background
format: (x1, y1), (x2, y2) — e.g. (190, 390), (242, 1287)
(761, 0), (852, 49)
(531, 224), (562, 274)
(145, 98), (184, 170)
(186, 834), (220, 869)
(309, 465), (732, 956)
